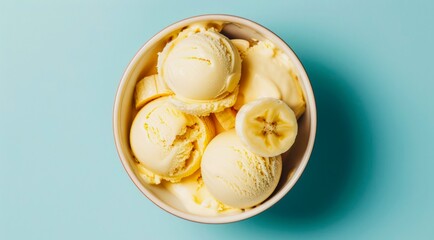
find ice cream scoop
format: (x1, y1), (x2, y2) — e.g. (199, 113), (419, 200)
(164, 171), (242, 216)
(158, 28), (242, 115)
(115, 15), (317, 224)
(130, 97), (214, 183)
(201, 130), (282, 208)
(233, 40), (306, 118)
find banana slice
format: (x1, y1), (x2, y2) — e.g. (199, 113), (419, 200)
(213, 108), (237, 131)
(211, 115), (226, 134)
(235, 98), (298, 157)
(134, 74), (172, 109)
(230, 39), (250, 57)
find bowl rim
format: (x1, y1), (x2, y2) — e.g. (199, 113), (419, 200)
(113, 14), (317, 224)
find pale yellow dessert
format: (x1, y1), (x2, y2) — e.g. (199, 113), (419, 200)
(130, 97), (214, 183)
(130, 23), (306, 216)
(201, 130), (282, 208)
(232, 39), (306, 118)
(164, 171), (242, 216)
(158, 28), (242, 116)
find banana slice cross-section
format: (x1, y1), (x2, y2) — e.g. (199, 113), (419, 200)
(235, 98), (298, 157)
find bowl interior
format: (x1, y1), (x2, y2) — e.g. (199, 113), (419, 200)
(114, 15), (316, 223)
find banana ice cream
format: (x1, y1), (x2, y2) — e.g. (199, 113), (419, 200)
(233, 40), (306, 118)
(129, 23), (306, 216)
(158, 28), (242, 116)
(164, 171), (242, 216)
(130, 97), (214, 184)
(201, 130), (282, 208)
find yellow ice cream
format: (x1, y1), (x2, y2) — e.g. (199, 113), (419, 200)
(201, 130), (282, 208)
(130, 97), (214, 183)
(233, 40), (306, 118)
(164, 171), (242, 216)
(130, 25), (307, 215)
(158, 28), (242, 116)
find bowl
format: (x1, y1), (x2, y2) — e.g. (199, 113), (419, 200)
(113, 14), (317, 223)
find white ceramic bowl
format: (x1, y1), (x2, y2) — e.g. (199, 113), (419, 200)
(113, 14), (317, 223)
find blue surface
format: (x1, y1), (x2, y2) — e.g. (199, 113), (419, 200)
(1, 0), (433, 239)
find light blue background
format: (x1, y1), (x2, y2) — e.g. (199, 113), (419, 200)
(1, 0), (433, 239)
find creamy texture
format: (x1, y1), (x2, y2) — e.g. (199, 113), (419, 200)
(169, 86), (239, 116)
(130, 24), (307, 216)
(164, 171), (242, 216)
(157, 28), (242, 116)
(158, 29), (241, 100)
(130, 97), (214, 183)
(201, 130), (282, 208)
(233, 40), (306, 118)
